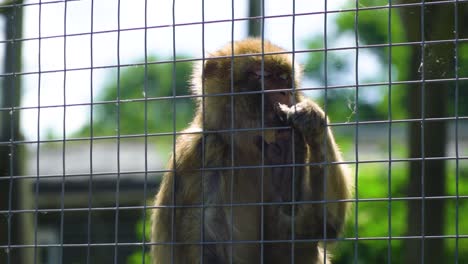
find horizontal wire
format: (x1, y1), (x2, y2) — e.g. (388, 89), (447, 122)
(0, 0), (81, 9)
(3, 72), (468, 112)
(1, 37), (467, 78)
(1, 194), (468, 216)
(2, 0), (466, 256)
(1, 0), (467, 46)
(0, 155), (467, 181)
(1, 0), (465, 11)
(1, 233), (467, 250)
(0, 116), (467, 146)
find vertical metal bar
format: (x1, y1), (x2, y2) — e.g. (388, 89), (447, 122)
(59, 1), (69, 262)
(229, 2), (235, 262)
(453, 1), (460, 263)
(33, 2), (43, 263)
(141, 0), (149, 262)
(290, 1), (296, 263)
(322, 1), (329, 263)
(113, 0), (122, 262)
(419, 2), (426, 263)
(353, 1), (360, 263)
(387, 1), (393, 263)
(200, 1), (206, 263)
(86, 1), (95, 263)
(171, 1), (177, 263)
(260, 2), (265, 262)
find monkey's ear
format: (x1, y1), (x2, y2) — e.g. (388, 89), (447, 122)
(203, 58), (219, 79)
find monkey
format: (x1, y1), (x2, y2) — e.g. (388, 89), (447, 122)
(151, 38), (351, 264)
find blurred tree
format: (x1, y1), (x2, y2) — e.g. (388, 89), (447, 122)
(75, 57), (195, 139)
(304, 0), (410, 122)
(304, 1), (468, 263)
(76, 56), (195, 264)
(0, 1), (34, 264)
(398, 1), (468, 264)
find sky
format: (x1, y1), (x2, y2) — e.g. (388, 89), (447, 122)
(13, 0), (351, 140)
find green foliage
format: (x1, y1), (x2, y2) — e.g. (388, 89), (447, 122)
(71, 56), (195, 263)
(75, 56), (195, 138)
(127, 250), (151, 264)
(305, 1), (468, 121)
(304, 1), (468, 262)
(448, 44), (468, 116)
(332, 162), (468, 264)
(304, 0), (411, 121)
(125, 162), (468, 264)
(127, 210), (152, 264)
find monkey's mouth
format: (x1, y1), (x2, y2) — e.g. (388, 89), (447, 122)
(254, 129), (291, 150)
(264, 105), (289, 127)
(254, 135), (282, 159)
(254, 133), (274, 150)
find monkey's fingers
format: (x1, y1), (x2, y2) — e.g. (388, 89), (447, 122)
(274, 102), (292, 124)
(293, 102), (326, 130)
(294, 110), (325, 133)
(280, 101), (327, 148)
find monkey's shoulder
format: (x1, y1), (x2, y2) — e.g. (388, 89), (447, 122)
(174, 126), (226, 169)
(175, 126), (225, 146)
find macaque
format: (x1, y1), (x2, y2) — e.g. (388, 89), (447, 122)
(151, 38), (351, 264)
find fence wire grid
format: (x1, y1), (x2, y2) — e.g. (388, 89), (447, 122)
(0, 0), (467, 263)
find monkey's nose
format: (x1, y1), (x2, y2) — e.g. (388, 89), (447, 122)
(274, 91), (292, 105)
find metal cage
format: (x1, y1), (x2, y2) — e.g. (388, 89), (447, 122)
(0, 0), (467, 263)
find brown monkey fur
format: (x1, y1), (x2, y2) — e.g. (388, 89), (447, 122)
(151, 38), (351, 264)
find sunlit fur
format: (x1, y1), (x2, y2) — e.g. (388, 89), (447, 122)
(151, 38), (351, 264)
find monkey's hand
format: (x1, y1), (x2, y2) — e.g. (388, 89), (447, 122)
(274, 100), (327, 146)
(275, 100), (346, 240)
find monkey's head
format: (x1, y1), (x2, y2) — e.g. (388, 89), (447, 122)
(191, 38), (303, 135)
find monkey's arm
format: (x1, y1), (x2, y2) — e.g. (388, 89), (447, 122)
(277, 99), (351, 240)
(151, 131), (233, 264)
(151, 131), (206, 264)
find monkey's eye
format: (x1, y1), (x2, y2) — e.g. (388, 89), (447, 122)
(279, 73), (290, 81)
(255, 70), (271, 79)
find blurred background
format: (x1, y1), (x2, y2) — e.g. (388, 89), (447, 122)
(0, 0), (467, 263)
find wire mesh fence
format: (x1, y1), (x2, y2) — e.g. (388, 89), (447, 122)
(0, 0), (467, 263)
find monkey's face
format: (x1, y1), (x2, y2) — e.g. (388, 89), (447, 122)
(199, 47), (301, 133)
(239, 60), (295, 127)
